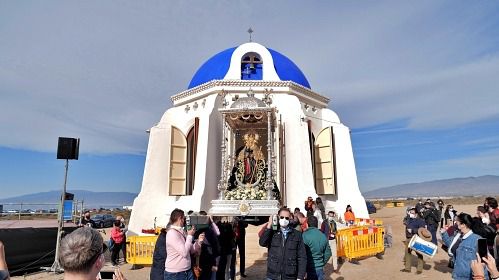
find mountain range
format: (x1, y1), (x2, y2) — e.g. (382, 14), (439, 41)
(0, 190), (137, 208)
(363, 175), (499, 199)
(1, 175), (498, 206)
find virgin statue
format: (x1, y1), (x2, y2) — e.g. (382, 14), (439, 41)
(228, 132), (266, 189)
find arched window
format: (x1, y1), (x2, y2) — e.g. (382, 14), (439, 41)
(241, 52), (262, 80)
(169, 118), (199, 195)
(314, 127), (337, 195)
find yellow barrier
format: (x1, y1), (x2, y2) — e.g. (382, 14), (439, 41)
(126, 235), (158, 265)
(336, 225), (385, 261)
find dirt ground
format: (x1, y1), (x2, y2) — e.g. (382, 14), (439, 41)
(13, 204), (480, 280)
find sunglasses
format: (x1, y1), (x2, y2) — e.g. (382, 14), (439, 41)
(279, 216), (290, 220)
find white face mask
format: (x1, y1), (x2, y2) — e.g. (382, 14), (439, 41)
(482, 217), (490, 224)
(121, 218), (125, 223)
(409, 214), (416, 219)
(279, 218), (290, 228)
(328, 216), (334, 221)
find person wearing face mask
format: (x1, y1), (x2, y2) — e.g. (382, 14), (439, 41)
(259, 207), (307, 280)
(401, 207), (426, 274)
(477, 206), (491, 225)
(473, 207), (497, 256)
(115, 215), (128, 264)
(441, 213), (487, 280)
(445, 205), (457, 226)
(79, 211), (95, 228)
(422, 201), (440, 245)
(312, 203), (324, 227)
(320, 211), (339, 273)
(165, 209), (202, 280)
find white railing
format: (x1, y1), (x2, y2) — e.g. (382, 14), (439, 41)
(0, 200), (86, 222)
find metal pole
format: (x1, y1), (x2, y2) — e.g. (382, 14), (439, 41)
(266, 111), (273, 200)
(73, 199), (77, 223)
(79, 200), (84, 226)
(19, 203), (22, 221)
(218, 114), (227, 200)
(50, 159), (68, 272)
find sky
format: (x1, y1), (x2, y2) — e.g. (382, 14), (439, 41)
(1, 1), (499, 199)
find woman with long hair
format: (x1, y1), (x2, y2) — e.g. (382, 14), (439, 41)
(344, 205), (355, 225)
(316, 197), (326, 220)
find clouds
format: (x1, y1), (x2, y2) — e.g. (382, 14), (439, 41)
(0, 1), (498, 156)
(331, 54), (499, 130)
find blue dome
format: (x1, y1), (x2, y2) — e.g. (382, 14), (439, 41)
(188, 47), (236, 89)
(187, 46), (311, 89)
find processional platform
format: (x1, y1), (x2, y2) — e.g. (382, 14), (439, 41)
(210, 89), (281, 216)
(210, 199), (280, 216)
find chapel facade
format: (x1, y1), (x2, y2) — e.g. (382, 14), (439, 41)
(128, 42), (368, 234)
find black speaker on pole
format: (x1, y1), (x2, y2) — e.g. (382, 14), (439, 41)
(57, 137), (80, 160)
(64, 192), (74, 201)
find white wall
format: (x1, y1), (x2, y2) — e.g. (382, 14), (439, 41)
(128, 94), (222, 234)
(129, 87), (369, 235)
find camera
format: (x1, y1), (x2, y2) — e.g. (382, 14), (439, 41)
(186, 215), (210, 230)
(272, 215), (278, 230)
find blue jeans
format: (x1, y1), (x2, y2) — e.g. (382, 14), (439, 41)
(164, 270), (194, 280)
(307, 268), (325, 280)
(427, 224), (438, 245)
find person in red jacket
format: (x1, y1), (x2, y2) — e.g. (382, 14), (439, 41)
(110, 220), (125, 266)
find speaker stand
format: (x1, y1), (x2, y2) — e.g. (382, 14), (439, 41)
(48, 159), (69, 273)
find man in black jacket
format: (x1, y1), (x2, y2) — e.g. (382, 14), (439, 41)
(422, 201), (439, 245)
(150, 228), (167, 280)
(259, 207), (307, 280)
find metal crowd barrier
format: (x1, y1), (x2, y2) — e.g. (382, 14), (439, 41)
(126, 235), (158, 265)
(336, 225), (385, 261)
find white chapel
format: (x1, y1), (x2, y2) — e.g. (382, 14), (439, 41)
(128, 42), (368, 234)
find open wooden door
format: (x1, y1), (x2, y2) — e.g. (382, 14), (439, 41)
(314, 127), (337, 195)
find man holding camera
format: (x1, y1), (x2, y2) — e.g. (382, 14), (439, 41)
(259, 207), (307, 280)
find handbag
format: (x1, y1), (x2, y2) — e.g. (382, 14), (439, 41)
(192, 255), (202, 279)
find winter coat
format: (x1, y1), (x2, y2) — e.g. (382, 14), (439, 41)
(259, 227), (307, 280)
(150, 230), (167, 280)
(302, 227), (332, 269)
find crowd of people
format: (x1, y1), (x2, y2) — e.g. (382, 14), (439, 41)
(2, 195), (498, 280)
(148, 196), (353, 280)
(402, 197), (499, 279)
(150, 209), (248, 280)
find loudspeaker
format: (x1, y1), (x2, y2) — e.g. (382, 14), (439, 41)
(64, 192), (74, 201)
(57, 137), (80, 160)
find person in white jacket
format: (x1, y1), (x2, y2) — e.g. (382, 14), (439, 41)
(312, 203), (323, 226)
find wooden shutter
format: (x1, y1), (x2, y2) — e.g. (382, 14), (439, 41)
(169, 127), (187, 195)
(185, 118), (199, 195)
(314, 127), (336, 195)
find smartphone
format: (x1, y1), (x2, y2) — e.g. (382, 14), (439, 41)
(272, 215), (278, 230)
(477, 238), (488, 262)
(100, 271), (115, 279)
(185, 215), (192, 230)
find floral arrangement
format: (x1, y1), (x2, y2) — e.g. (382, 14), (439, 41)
(225, 187), (267, 200)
